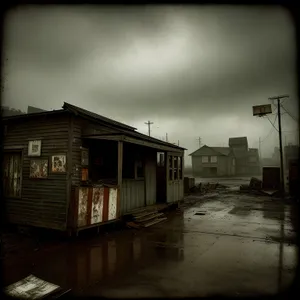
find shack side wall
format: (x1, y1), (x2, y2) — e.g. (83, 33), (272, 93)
(145, 150), (157, 206)
(3, 113), (70, 230)
(121, 179), (145, 214)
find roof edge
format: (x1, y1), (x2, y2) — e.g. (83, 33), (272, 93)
(62, 102), (137, 131)
(3, 109), (67, 121)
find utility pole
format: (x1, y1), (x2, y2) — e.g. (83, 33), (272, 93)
(258, 137), (262, 159)
(144, 121), (153, 136)
(178, 140), (179, 146)
(166, 133), (168, 142)
(269, 95), (289, 196)
(198, 137), (202, 148)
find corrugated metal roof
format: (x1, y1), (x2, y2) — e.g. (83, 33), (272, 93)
(229, 137), (248, 146)
(62, 102), (137, 131)
(64, 102), (185, 150)
(121, 129), (186, 150)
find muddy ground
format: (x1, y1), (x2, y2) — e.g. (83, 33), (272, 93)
(1, 190), (299, 297)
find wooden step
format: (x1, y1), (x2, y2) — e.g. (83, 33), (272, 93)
(135, 213), (165, 223)
(142, 217), (168, 228)
(123, 207), (148, 216)
(133, 210), (159, 219)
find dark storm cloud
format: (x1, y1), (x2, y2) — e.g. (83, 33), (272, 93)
(2, 5), (297, 160)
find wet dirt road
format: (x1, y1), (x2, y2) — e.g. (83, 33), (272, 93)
(2, 193), (298, 297)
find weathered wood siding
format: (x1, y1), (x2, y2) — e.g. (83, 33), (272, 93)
(120, 180), (145, 214)
(4, 113), (70, 230)
(145, 151), (156, 206)
(71, 117), (83, 186)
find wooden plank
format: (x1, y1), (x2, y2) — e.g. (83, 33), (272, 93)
(66, 114), (74, 224)
(102, 187), (109, 222)
(135, 212), (164, 223)
(86, 187), (93, 226)
(142, 217), (167, 228)
(117, 141), (123, 218)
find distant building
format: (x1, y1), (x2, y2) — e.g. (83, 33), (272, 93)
(272, 147), (280, 164)
(284, 144), (299, 170)
(189, 136), (260, 177)
(247, 148), (260, 175)
(27, 106), (47, 114)
(189, 145), (235, 177)
(229, 137), (249, 175)
(1, 106), (25, 117)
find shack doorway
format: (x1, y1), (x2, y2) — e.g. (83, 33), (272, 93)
(156, 152), (167, 203)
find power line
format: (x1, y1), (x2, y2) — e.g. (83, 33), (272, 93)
(260, 114), (278, 143)
(280, 104), (298, 122)
(265, 114), (279, 132)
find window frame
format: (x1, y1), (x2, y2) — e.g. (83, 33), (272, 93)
(202, 156), (209, 163)
(168, 154), (183, 181)
(210, 156), (218, 163)
(3, 149), (23, 198)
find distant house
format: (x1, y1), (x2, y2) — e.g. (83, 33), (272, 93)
(272, 147), (280, 164)
(247, 148), (260, 175)
(228, 137), (249, 175)
(27, 106), (47, 114)
(189, 145), (235, 177)
(190, 136), (260, 177)
(1, 106), (26, 117)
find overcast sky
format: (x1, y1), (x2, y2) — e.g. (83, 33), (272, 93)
(2, 5), (298, 164)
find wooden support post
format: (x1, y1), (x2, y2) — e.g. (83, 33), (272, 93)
(117, 141), (123, 218)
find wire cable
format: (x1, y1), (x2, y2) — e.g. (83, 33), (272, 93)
(265, 114), (279, 132)
(260, 114), (278, 143)
(281, 104), (298, 122)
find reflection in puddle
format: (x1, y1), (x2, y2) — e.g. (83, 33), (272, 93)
(89, 246), (103, 283)
(133, 237), (141, 262)
(108, 240), (116, 276)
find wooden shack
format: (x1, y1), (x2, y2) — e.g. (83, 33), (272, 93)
(3, 102), (185, 234)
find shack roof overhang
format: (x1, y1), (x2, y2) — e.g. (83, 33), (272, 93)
(83, 134), (185, 153)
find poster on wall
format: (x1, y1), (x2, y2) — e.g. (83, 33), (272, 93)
(78, 187), (88, 227)
(51, 155), (66, 173)
(108, 188), (118, 221)
(30, 159), (48, 178)
(28, 140), (42, 157)
(91, 187), (104, 224)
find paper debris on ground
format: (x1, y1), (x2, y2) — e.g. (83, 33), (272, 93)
(5, 274), (60, 299)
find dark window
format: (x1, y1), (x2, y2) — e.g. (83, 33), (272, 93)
(136, 159), (144, 178)
(122, 155), (135, 179)
(178, 157), (183, 179)
(157, 152), (165, 167)
(3, 152), (22, 197)
(169, 156), (173, 180)
(174, 156), (178, 180)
